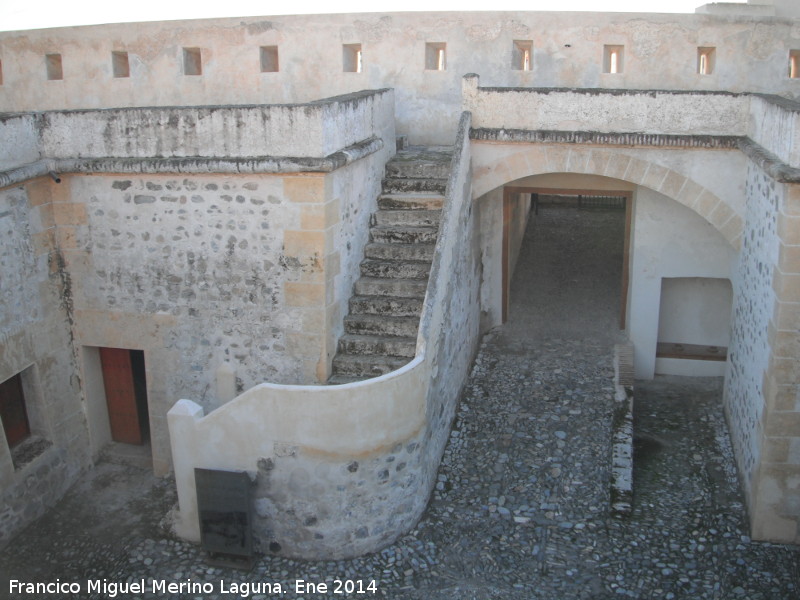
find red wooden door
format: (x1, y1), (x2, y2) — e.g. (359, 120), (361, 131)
(0, 374), (30, 448)
(99, 348), (144, 444)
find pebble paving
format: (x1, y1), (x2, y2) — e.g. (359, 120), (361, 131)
(2, 202), (799, 599)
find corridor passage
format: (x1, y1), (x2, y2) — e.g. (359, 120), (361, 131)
(1, 204), (798, 599)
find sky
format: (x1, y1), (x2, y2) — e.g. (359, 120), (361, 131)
(0, 0), (744, 32)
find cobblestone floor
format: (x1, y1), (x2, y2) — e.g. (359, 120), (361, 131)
(2, 203), (799, 599)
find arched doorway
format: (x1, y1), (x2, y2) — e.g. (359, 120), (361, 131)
(501, 185), (632, 338)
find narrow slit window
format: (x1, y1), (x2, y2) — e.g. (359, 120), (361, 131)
(603, 45), (624, 74)
(260, 46), (279, 73)
(513, 40), (533, 71)
(0, 374), (30, 449)
(425, 42), (446, 71)
(46, 53), (63, 80)
(343, 44), (362, 73)
(0, 59), (3, 85)
(183, 47), (202, 76)
(697, 47), (715, 75)
(112, 51), (130, 78)
(790, 50), (800, 79)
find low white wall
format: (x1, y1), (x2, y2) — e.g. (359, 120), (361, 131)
(168, 357), (429, 557)
(0, 90), (391, 171)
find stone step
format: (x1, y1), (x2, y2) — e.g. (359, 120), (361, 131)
(344, 314), (420, 337)
(370, 225), (439, 244)
(385, 147), (453, 179)
(354, 277), (428, 298)
(382, 177), (447, 194)
(337, 334), (417, 358)
(378, 194), (445, 211)
(365, 242), (436, 262)
(348, 294), (424, 317)
(372, 209), (441, 228)
(360, 258), (431, 279)
(331, 354), (411, 378)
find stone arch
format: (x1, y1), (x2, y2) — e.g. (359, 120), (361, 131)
(471, 143), (743, 250)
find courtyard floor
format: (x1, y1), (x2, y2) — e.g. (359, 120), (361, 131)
(2, 203), (799, 599)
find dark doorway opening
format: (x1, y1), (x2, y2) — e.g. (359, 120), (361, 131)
(0, 373), (30, 449)
(99, 348), (150, 445)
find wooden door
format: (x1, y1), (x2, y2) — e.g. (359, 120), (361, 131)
(0, 374), (30, 448)
(99, 347), (144, 445)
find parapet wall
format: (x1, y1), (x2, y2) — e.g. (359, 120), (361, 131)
(1, 11), (799, 144)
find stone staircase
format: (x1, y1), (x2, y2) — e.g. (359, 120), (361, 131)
(329, 146), (453, 383)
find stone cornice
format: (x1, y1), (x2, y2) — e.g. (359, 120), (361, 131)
(737, 138), (800, 184)
(0, 136), (383, 189)
(470, 127), (800, 184)
(469, 128), (742, 149)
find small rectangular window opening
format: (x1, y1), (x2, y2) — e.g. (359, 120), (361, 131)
(425, 42), (446, 71)
(0, 373), (30, 449)
(260, 46), (279, 73)
(46, 53), (63, 80)
(513, 40), (533, 71)
(112, 51), (130, 78)
(697, 47), (715, 75)
(183, 47), (202, 76)
(603, 45), (624, 74)
(0, 59), (3, 85)
(790, 50), (800, 79)
(343, 43), (363, 73)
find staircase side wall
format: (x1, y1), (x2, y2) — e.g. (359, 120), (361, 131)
(168, 359), (430, 559)
(417, 111), (483, 524)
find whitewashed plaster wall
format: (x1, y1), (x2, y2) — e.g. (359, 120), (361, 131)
(628, 187), (737, 378)
(508, 193), (532, 283)
(1, 11), (799, 144)
(476, 186), (504, 329)
(656, 277), (733, 376)
(657, 278), (733, 347)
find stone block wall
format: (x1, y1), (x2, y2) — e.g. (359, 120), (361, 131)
(55, 172), (356, 475)
(747, 178), (800, 543)
(0, 180), (90, 549)
(725, 163), (781, 501)
(416, 111), (482, 520)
